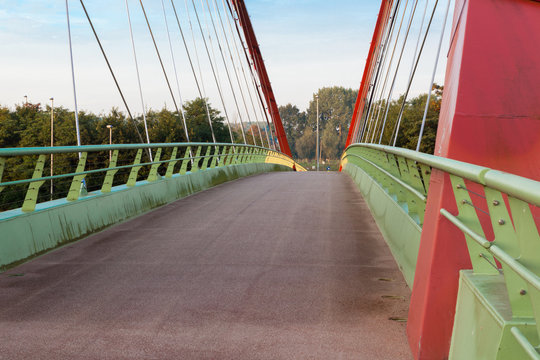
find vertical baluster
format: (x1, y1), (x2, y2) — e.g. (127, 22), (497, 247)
(165, 147), (178, 178)
(449, 175), (498, 274)
(22, 154), (47, 211)
(147, 148), (162, 182)
(126, 149), (143, 187)
(67, 152), (88, 201)
(101, 150), (119, 193)
(210, 146), (220, 168)
(179, 146), (191, 175)
(201, 146), (212, 170)
(0, 157), (6, 195)
(191, 146), (202, 172)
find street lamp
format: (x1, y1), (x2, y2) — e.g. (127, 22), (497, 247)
(106, 125), (114, 162)
(316, 94), (319, 172)
(24, 95), (28, 106)
(50, 97), (54, 201)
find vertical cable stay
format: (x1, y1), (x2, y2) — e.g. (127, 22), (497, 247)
(391, 0), (440, 147)
(359, 0), (407, 143)
(225, 1), (275, 149)
(361, 0), (400, 143)
(187, 0), (240, 144)
(78, 0), (146, 146)
(160, 0), (191, 144)
(416, 0), (451, 152)
(369, 0), (406, 143)
(65, 0), (82, 148)
(138, 0), (190, 144)
(377, 0), (419, 144)
(170, 0), (218, 143)
(182, 0), (235, 144)
(220, 0), (266, 147)
(364, 3), (398, 143)
(210, 0), (259, 146)
(227, 1), (280, 151)
(198, 0), (249, 145)
(125, 0), (153, 161)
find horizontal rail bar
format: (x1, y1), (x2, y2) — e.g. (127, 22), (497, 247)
(439, 209), (491, 249)
(490, 245), (540, 292)
(511, 327), (540, 360)
(0, 150), (268, 188)
(346, 143), (540, 208)
(346, 153), (427, 202)
(0, 142), (272, 157)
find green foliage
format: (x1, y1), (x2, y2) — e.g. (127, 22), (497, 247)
(0, 97), (230, 209)
(281, 85), (443, 160)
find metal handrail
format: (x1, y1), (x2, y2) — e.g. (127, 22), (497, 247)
(342, 142), (540, 350)
(0, 143), (301, 213)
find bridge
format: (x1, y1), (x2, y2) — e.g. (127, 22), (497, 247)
(2, 1), (540, 359)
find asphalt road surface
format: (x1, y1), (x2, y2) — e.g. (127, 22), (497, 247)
(0, 172), (411, 359)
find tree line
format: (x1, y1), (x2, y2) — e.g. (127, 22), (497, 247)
(280, 85), (442, 160)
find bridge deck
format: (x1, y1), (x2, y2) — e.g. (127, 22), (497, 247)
(0, 172), (411, 359)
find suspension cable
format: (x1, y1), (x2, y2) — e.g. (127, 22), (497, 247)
(361, 1), (400, 143)
(160, 0), (191, 143)
(368, 0), (405, 143)
(416, 0), (451, 152)
(125, 0), (153, 161)
(377, 0), (419, 144)
(187, 0), (239, 143)
(138, 0), (190, 144)
(65, 0), (82, 147)
(170, 0), (217, 143)
(360, 0), (408, 143)
(79, 0), (145, 145)
(221, 0), (266, 147)
(198, 0), (249, 144)
(391, 0), (439, 146)
(225, 1), (275, 149)
(210, 0), (259, 146)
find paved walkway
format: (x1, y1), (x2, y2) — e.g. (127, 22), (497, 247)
(0, 172), (411, 359)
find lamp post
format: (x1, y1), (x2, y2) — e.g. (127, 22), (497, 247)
(50, 97), (54, 201)
(316, 94), (319, 171)
(24, 95), (28, 106)
(106, 125), (113, 162)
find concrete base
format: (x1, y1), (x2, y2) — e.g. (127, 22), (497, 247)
(0, 163), (290, 271)
(342, 162), (421, 288)
(449, 270), (539, 360)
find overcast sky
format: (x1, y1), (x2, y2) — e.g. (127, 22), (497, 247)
(0, 0), (453, 116)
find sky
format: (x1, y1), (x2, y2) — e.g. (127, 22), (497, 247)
(0, 0), (453, 118)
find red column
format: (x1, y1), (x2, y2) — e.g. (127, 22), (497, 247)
(407, 0), (540, 358)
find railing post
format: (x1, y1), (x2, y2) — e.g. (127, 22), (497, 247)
(22, 154), (47, 212)
(101, 149), (119, 193)
(147, 148), (162, 182)
(66, 152), (88, 201)
(191, 146), (202, 172)
(179, 146), (191, 175)
(0, 157), (6, 195)
(201, 146), (212, 170)
(165, 147), (178, 178)
(126, 149), (143, 187)
(210, 146), (220, 168)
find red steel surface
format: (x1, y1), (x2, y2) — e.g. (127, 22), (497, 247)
(407, 0), (540, 358)
(229, 0), (292, 157)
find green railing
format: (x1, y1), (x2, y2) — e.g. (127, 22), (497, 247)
(342, 143), (540, 357)
(0, 143), (300, 214)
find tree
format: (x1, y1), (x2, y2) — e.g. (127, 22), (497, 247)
(279, 103), (306, 157)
